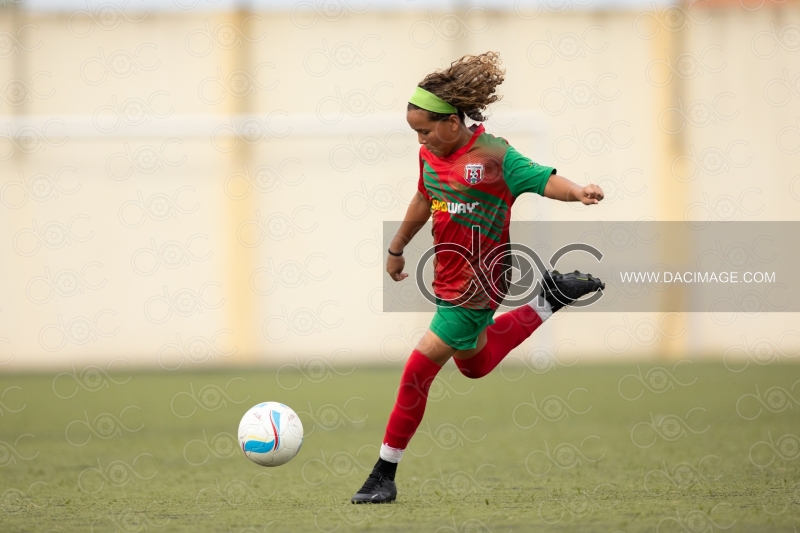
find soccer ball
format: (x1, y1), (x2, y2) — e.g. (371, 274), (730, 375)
(238, 402), (304, 467)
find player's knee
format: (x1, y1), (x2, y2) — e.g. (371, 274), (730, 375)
(453, 358), (486, 379)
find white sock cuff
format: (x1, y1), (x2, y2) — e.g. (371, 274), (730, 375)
(528, 295), (553, 322)
(379, 443), (404, 463)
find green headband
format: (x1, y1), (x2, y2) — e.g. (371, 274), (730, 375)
(409, 86), (458, 115)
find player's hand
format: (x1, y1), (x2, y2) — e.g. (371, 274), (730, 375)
(387, 254), (408, 281)
(579, 184), (604, 205)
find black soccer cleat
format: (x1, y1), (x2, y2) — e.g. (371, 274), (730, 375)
(540, 269), (605, 312)
(350, 473), (397, 504)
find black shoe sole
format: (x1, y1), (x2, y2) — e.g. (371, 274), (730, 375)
(351, 497), (396, 504)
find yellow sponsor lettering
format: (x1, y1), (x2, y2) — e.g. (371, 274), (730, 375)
(431, 199), (448, 212)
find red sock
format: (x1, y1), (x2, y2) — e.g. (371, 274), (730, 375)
(454, 305), (543, 379)
(382, 350), (442, 450)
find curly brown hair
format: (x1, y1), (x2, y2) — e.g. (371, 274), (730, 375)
(409, 51), (505, 122)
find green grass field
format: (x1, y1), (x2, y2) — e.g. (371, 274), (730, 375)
(1, 361), (798, 532)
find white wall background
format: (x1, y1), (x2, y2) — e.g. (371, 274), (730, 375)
(1, 2), (799, 370)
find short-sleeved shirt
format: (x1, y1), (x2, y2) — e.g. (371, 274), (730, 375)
(417, 124), (555, 310)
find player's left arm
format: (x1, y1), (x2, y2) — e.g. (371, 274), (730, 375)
(543, 174), (604, 205)
(502, 145), (603, 205)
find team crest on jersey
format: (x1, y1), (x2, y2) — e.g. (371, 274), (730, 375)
(464, 164), (484, 185)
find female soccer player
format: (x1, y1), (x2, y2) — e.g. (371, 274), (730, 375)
(351, 52), (606, 504)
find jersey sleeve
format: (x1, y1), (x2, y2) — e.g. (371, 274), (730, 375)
(417, 154), (431, 199)
(502, 145), (556, 197)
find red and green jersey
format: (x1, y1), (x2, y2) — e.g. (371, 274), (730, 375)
(417, 124), (555, 310)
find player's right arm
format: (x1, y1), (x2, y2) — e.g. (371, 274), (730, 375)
(387, 190), (432, 282)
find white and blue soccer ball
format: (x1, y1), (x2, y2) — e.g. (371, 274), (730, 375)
(238, 402), (304, 467)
